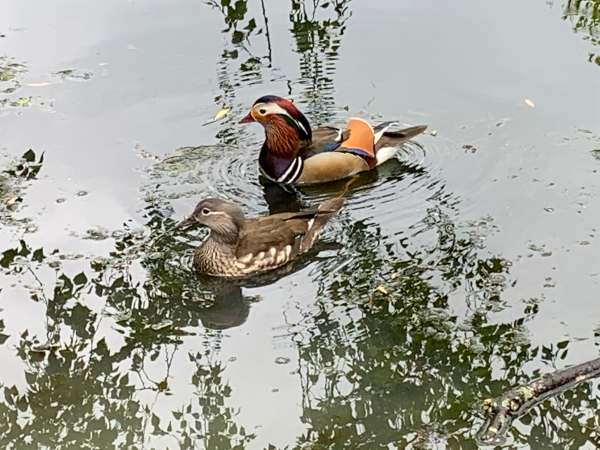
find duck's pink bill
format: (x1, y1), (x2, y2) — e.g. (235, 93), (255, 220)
(239, 113), (255, 124)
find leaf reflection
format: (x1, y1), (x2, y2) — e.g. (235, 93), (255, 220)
(564, 0), (600, 66)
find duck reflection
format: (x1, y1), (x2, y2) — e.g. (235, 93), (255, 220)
(260, 180), (303, 214)
(194, 281), (250, 330)
(259, 156), (428, 214)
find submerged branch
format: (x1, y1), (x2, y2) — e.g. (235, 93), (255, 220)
(476, 357), (600, 445)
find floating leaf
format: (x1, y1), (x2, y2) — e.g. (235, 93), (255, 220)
(214, 107), (230, 121)
(26, 81), (52, 87)
(203, 107), (230, 125)
(11, 97), (31, 107)
(150, 319), (173, 331)
(4, 196), (20, 207)
(374, 285), (389, 295)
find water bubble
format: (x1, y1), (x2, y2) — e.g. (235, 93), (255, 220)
(275, 356), (291, 365)
(82, 228), (110, 240)
(54, 69), (93, 81)
(150, 319), (173, 331)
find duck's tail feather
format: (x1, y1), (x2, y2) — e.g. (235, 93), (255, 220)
(374, 124), (427, 165)
(300, 197), (344, 253)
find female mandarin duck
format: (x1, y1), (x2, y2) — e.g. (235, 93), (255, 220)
(240, 95), (427, 185)
(180, 197), (343, 277)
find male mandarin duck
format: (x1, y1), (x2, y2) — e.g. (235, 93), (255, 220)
(240, 95), (427, 185)
(179, 197), (343, 277)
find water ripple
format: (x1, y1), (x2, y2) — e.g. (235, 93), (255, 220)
(140, 129), (462, 240)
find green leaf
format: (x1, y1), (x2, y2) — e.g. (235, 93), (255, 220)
(32, 248), (44, 262)
(22, 149), (36, 162)
(73, 272), (88, 286)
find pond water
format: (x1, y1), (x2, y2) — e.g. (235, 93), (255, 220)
(1, 0), (600, 448)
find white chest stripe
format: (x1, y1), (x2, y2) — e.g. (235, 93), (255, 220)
(276, 157), (303, 184)
(289, 157), (304, 183)
(259, 164), (278, 183)
(276, 157), (298, 182)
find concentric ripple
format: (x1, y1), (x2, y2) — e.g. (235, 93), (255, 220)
(140, 143), (267, 216)
(140, 127), (463, 242)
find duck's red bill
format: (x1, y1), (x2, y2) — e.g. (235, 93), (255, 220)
(239, 112), (255, 124)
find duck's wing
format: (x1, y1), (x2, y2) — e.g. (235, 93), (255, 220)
(374, 123), (427, 151)
(372, 123), (428, 165)
(305, 121), (427, 157)
(296, 120), (427, 184)
(300, 126), (350, 157)
(235, 213), (313, 259)
(235, 198), (343, 258)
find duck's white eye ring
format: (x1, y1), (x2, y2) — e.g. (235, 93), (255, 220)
(201, 208), (211, 215)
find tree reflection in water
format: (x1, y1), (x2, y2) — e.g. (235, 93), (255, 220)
(1, 139), (600, 450)
(288, 0), (352, 123)
(0, 1), (599, 449)
(0, 197), (258, 448)
(206, 0), (352, 147)
(563, 0), (600, 65)
(292, 211), (600, 447)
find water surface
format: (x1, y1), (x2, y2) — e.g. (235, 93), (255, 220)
(1, 0), (600, 448)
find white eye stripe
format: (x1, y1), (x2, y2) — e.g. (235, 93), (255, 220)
(254, 102), (286, 116)
(256, 103), (295, 121)
(255, 102), (309, 138)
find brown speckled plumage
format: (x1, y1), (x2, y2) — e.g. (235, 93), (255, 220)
(181, 197), (343, 277)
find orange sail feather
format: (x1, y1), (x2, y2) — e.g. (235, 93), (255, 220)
(340, 118), (376, 159)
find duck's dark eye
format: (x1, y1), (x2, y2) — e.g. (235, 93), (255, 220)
(201, 208), (211, 215)
(259, 108), (266, 115)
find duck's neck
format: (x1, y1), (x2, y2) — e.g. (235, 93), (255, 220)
(259, 146), (305, 183)
(206, 229), (239, 247)
(263, 116), (304, 157)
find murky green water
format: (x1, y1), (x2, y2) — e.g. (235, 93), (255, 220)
(1, 0), (600, 448)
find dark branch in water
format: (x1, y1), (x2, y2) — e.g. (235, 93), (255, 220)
(260, 0), (272, 65)
(476, 357), (600, 446)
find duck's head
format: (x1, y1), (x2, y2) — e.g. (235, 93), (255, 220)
(180, 198), (245, 243)
(240, 95), (312, 153)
